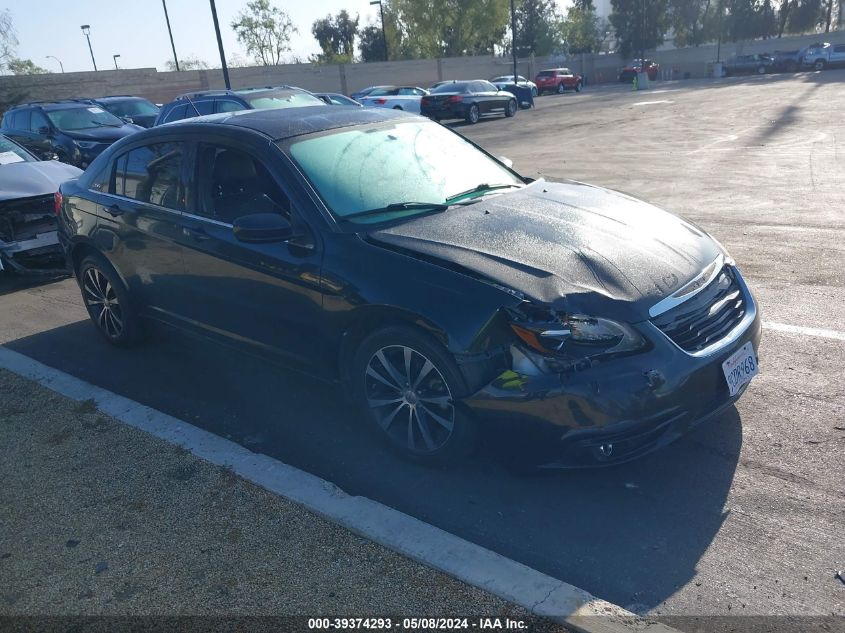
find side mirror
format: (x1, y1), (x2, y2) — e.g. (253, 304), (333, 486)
(121, 116), (134, 124)
(233, 213), (292, 243)
(498, 155), (514, 169)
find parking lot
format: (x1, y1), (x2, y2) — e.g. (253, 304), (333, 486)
(1, 70), (843, 622)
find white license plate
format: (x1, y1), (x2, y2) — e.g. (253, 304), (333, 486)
(722, 341), (759, 397)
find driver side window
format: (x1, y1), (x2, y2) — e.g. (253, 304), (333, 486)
(30, 111), (50, 133)
(195, 143), (291, 224)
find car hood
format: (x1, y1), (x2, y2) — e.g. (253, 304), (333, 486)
(367, 181), (721, 322)
(64, 124), (143, 141)
(0, 160), (83, 201)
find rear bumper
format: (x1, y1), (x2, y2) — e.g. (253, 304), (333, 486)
(420, 104), (467, 120)
(463, 285), (762, 467)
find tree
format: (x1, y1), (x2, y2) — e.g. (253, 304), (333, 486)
(165, 57), (209, 71)
(1, 9), (18, 74)
(562, 3), (600, 54)
(669, 0), (714, 47)
(7, 58), (48, 75)
(785, 0), (824, 31)
(514, 0), (561, 57)
(392, 0), (510, 58)
(609, 0), (671, 58)
(231, 0), (297, 66)
(359, 24), (387, 61)
(312, 10), (359, 63)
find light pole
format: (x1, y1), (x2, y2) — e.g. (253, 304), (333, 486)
(45, 55), (64, 73)
(80, 24), (97, 71)
(113, 54), (121, 70)
(369, 0), (388, 61)
(510, 0), (518, 84)
(162, 0), (180, 71)
(208, 0), (231, 90)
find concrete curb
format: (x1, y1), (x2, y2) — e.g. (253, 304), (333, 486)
(0, 346), (678, 633)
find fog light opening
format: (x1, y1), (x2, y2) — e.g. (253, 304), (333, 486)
(596, 443), (614, 459)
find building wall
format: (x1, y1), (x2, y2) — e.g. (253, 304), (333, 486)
(0, 30), (839, 109)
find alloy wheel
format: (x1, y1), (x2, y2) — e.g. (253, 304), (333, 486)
(82, 266), (124, 339)
(364, 345), (455, 454)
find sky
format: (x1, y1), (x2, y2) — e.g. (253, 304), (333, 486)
(4, 0), (386, 73)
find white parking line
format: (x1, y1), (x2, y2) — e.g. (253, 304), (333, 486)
(631, 100), (673, 106)
(762, 321), (845, 341)
(0, 346), (677, 633)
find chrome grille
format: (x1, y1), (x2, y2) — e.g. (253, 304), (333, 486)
(651, 266), (746, 352)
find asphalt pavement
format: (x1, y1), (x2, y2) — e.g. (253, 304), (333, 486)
(1, 71), (843, 623)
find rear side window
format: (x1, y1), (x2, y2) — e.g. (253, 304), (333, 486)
(163, 104), (188, 123)
(835, 45), (845, 53)
(3, 109), (28, 130)
(116, 142), (186, 210)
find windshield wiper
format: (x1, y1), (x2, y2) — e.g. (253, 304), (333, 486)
(445, 183), (521, 203)
(341, 201), (450, 221)
(92, 119), (121, 127)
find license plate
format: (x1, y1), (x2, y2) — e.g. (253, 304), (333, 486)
(722, 341), (759, 397)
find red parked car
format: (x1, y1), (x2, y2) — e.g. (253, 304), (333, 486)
(618, 59), (660, 83)
(533, 68), (583, 95)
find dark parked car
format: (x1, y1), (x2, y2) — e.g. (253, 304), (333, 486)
(154, 86), (325, 125)
(314, 93), (363, 107)
(0, 134), (81, 273)
(1, 100), (143, 168)
(57, 107), (761, 467)
(724, 53), (774, 76)
(89, 95), (161, 128)
(770, 50), (803, 72)
(420, 80), (517, 123)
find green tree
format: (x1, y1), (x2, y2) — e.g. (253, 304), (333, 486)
(393, 0), (510, 58)
(609, 0), (671, 58)
(785, 0), (823, 31)
(514, 0), (561, 56)
(669, 0), (715, 47)
(165, 56), (209, 71)
(312, 10), (359, 63)
(231, 0), (297, 66)
(7, 57), (48, 75)
(359, 24), (387, 61)
(562, 3), (600, 53)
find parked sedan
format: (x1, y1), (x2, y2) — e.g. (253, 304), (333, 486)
(724, 54), (774, 76)
(314, 93), (363, 107)
(357, 86), (429, 113)
(490, 75), (538, 97)
(534, 68), (583, 94)
(58, 106), (760, 467)
(350, 86), (381, 101)
(0, 134), (81, 274)
(420, 80), (517, 123)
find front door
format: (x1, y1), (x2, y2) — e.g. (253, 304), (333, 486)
(174, 138), (326, 370)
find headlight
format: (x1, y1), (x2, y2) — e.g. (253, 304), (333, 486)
(508, 308), (645, 360)
(76, 141), (99, 149)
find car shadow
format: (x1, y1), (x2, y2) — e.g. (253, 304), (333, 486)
(4, 319), (742, 612)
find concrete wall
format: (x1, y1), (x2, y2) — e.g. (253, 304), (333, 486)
(0, 30), (840, 108)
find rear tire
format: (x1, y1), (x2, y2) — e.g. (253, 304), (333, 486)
(757, 65), (766, 75)
(814, 59), (826, 71)
(557, 82), (565, 94)
(351, 325), (477, 464)
(78, 254), (139, 346)
(465, 104), (480, 124)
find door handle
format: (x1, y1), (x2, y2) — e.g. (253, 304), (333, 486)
(183, 226), (211, 241)
(105, 203), (124, 217)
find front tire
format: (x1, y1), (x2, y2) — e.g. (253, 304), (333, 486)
(504, 99), (516, 117)
(575, 81), (582, 92)
(352, 326), (477, 464)
(465, 104), (480, 124)
(757, 65), (767, 75)
(78, 254), (138, 346)
(556, 82), (565, 94)
(814, 59), (826, 71)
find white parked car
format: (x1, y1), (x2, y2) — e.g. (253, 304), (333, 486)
(490, 75), (538, 97)
(357, 86), (430, 114)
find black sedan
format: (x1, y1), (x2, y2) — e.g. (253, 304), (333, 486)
(57, 107), (761, 467)
(420, 80), (518, 124)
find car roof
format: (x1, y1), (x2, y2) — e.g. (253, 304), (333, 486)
(95, 95), (149, 102)
(7, 99), (97, 110)
(162, 105), (417, 141)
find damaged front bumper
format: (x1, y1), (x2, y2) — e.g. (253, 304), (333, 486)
(0, 194), (67, 274)
(463, 302), (762, 468)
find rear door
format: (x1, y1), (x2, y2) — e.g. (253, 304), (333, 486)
(96, 139), (190, 318)
(831, 45), (845, 67)
(173, 135), (326, 368)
